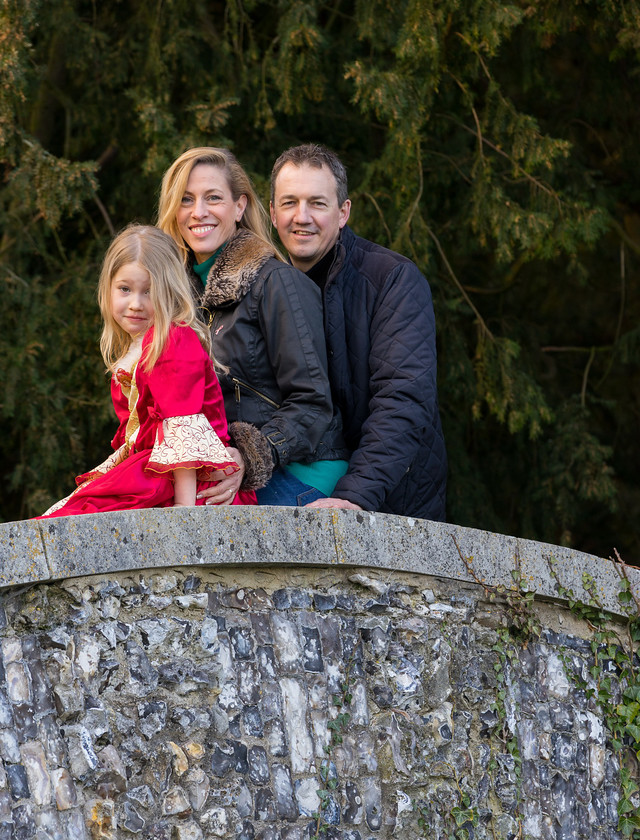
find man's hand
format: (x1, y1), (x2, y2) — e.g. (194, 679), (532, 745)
(304, 497), (363, 511)
(196, 447), (245, 505)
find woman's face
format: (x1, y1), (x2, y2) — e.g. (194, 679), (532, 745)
(177, 164), (247, 263)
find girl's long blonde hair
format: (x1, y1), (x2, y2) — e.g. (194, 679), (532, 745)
(98, 225), (213, 373)
(157, 146), (284, 263)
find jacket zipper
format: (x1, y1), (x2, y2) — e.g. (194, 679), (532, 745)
(232, 377), (281, 409)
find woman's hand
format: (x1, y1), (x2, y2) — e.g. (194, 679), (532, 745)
(196, 447), (245, 505)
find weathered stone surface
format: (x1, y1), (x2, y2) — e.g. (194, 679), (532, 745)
(0, 509), (635, 839)
(174, 820), (203, 840)
(6, 763), (30, 800)
(50, 767), (78, 810)
(0, 519), (49, 586)
(294, 778), (320, 816)
(184, 767), (209, 812)
(5, 662), (30, 704)
(20, 741), (51, 806)
(162, 786), (191, 816)
(280, 678), (313, 774)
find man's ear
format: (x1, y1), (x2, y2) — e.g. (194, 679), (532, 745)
(269, 201), (277, 226)
(339, 199), (351, 228)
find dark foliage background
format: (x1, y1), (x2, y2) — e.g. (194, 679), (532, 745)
(1, 0), (639, 563)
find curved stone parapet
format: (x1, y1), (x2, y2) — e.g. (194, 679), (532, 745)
(3, 508), (637, 615)
(0, 508), (638, 839)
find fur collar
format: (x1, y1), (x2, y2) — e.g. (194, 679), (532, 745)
(200, 229), (275, 308)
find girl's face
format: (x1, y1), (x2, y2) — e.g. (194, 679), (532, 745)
(176, 163), (247, 263)
(110, 262), (154, 338)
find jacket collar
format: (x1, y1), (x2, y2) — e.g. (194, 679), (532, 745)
(325, 224), (353, 288)
(200, 229), (275, 308)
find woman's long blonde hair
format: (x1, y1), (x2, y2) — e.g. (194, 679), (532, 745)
(98, 225), (213, 373)
(157, 146), (284, 263)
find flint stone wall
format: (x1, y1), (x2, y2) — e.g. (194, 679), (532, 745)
(0, 507), (639, 840)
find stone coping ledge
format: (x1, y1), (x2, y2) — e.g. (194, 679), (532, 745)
(1, 507), (638, 617)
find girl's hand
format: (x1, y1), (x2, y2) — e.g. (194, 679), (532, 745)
(197, 447), (245, 505)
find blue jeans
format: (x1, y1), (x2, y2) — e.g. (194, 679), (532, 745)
(255, 468), (327, 507)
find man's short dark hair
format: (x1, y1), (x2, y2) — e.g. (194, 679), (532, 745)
(270, 143), (349, 207)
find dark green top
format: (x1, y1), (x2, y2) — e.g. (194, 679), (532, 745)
(192, 245), (225, 286)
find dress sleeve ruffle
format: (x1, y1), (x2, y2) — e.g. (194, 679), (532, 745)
(146, 413), (239, 478)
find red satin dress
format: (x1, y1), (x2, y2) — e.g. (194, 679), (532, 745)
(41, 324), (256, 517)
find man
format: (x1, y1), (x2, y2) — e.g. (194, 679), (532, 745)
(270, 144), (447, 520)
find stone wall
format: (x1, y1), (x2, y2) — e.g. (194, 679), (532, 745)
(1, 508), (639, 840)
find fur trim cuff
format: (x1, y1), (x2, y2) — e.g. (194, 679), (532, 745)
(228, 421), (274, 490)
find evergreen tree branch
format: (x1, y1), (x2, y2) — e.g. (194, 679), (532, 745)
(456, 31), (492, 80)
(471, 105), (485, 161)
(580, 346), (596, 408)
(393, 142), (424, 255)
(322, 0), (349, 27)
(425, 224), (493, 340)
(90, 188), (115, 236)
(610, 218), (640, 257)
(96, 143), (119, 170)
(0, 212), (44, 259)
(569, 118), (613, 161)
(596, 241), (626, 390)
(425, 150), (472, 185)
(615, 241), (627, 350)
(361, 192), (392, 243)
(453, 118), (561, 207)
(541, 346), (611, 354)
(464, 253), (527, 295)
(446, 73), (485, 163)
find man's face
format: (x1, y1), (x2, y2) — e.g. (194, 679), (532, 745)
(270, 162), (351, 272)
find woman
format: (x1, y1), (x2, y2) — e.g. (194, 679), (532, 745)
(157, 147), (349, 506)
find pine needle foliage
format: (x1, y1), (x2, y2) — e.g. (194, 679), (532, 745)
(0, 0), (639, 561)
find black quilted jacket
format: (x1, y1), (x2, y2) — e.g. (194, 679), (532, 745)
(324, 226), (447, 520)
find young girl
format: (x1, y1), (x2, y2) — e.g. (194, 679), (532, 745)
(40, 225), (256, 517)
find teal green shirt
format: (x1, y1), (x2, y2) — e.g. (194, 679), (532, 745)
(284, 460), (349, 497)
